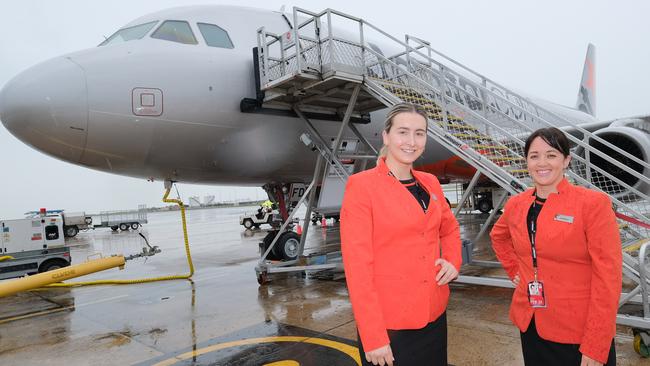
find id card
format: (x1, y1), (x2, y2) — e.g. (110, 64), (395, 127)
(527, 280), (546, 308)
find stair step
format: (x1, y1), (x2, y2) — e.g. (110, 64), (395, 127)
(484, 156), (525, 162)
(472, 144), (508, 151)
(622, 238), (650, 253)
(429, 114), (464, 123)
(437, 122), (478, 131)
(451, 133), (494, 141)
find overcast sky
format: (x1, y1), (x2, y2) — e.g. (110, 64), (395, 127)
(1, 0), (649, 219)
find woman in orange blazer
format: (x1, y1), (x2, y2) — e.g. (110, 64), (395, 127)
(490, 127), (622, 366)
(341, 103), (462, 366)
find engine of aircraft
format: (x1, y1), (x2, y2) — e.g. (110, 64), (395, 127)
(576, 119), (650, 197)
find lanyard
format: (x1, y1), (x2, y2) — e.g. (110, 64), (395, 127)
(529, 200), (540, 281)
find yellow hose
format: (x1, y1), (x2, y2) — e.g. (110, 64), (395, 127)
(0, 256), (15, 261)
(0, 256), (126, 297)
(45, 187), (194, 287)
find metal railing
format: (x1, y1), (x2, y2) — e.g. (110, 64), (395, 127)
(256, 7), (649, 240)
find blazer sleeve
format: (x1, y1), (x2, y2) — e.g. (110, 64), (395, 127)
(430, 178), (462, 270)
(579, 193), (622, 364)
(490, 197), (519, 280)
(340, 175), (389, 352)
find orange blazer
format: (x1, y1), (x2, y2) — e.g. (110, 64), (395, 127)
(490, 178), (622, 363)
(340, 158), (461, 352)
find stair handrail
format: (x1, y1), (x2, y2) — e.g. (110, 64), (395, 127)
(361, 45), (649, 225)
(403, 35), (650, 171)
(263, 7), (649, 228)
(289, 7), (648, 172)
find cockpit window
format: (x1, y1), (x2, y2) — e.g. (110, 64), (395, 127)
(99, 21), (158, 46)
(151, 20), (198, 45)
(197, 23), (234, 49)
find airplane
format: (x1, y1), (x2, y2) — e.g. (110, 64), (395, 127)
(0, 4), (648, 221)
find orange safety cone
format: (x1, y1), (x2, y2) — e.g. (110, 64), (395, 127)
(296, 223), (303, 235)
(321, 217), (327, 227)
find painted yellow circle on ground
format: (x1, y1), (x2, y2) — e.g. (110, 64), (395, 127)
(264, 361), (300, 366)
(153, 336), (361, 366)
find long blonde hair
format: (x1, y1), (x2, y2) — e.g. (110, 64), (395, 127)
(377, 103), (429, 165)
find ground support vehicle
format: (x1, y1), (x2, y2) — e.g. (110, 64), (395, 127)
(61, 212), (93, 237)
(100, 205), (148, 232)
(0, 214), (71, 279)
(445, 184), (507, 214)
(240, 208), (281, 229)
(310, 211), (340, 225)
(24, 210), (93, 238)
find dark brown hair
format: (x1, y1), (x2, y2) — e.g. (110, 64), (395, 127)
(524, 127), (570, 157)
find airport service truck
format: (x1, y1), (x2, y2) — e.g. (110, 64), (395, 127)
(24, 210), (93, 238)
(0, 213), (71, 280)
(26, 206), (148, 238)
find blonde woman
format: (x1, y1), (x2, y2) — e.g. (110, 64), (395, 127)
(341, 103), (462, 366)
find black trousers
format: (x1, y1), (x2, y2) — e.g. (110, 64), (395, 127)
(520, 317), (616, 366)
(358, 312), (447, 366)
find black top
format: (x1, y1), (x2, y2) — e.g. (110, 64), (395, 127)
(526, 195), (547, 238)
(400, 178), (430, 212)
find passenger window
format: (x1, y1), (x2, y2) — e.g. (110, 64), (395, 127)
(99, 21), (158, 46)
(197, 23), (234, 49)
(151, 20), (198, 45)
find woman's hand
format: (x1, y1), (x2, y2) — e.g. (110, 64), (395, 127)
(365, 344), (394, 366)
(435, 258), (459, 285)
(580, 354), (603, 366)
(512, 273), (520, 287)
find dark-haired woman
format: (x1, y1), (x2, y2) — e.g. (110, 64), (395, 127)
(341, 103), (461, 366)
(491, 127), (622, 366)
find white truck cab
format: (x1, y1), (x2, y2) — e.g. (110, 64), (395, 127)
(0, 213), (71, 279)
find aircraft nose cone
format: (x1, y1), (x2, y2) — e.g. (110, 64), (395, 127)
(0, 56), (88, 163)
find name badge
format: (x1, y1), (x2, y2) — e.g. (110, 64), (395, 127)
(527, 280), (547, 308)
(554, 214), (574, 224)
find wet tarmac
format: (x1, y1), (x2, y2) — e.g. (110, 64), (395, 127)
(0, 206), (647, 365)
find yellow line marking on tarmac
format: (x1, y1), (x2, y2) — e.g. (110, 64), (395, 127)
(153, 336), (361, 366)
(264, 361), (300, 366)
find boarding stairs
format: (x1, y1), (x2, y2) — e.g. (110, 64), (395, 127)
(254, 7), (650, 333)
